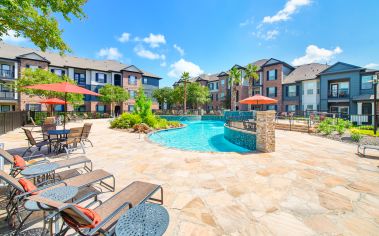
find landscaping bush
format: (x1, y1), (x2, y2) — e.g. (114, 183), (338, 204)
(350, 128), (379, 137)
(336, 124), (346, 135)
(318, 118), (351, 135)
(351, 130), (363, 142)
(357, 125), (374, 130)
(110, 113), (142, 129)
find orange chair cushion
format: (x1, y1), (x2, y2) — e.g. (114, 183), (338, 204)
(13, 155), (26, 170)
(18, 178), (38, 195)
(64, 205), (102, 229)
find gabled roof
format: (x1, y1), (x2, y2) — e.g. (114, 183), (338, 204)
(282, 63), (329, 84)
(0, 42), (162, 79)
(123, 65), (143, 74)
(262, 58), (295, 70)
(217, 71), (229, 77)
(318, 62), (364, 75)
(246, 59), (269, 69)
(16, 52), (50, 63)
(231, 64), (246, 70)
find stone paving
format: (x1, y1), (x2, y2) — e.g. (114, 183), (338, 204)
(1, 119), (379, 235)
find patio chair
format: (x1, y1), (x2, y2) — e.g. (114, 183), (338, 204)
(66, 113), (77, 122)
(41, 123), (57, 141)
(83, 113), (89, 119)
(55, 127), (85, 158)
(28, 180), (163, 235)
(43, 117), (56, 125)
(82, 123), (94, 147)
(22, 128), (50, 159)
(0, 169), (115, 228)
(0, 149), (92, 177)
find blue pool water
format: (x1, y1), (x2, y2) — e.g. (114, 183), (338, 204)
(148, 120), (250, 153)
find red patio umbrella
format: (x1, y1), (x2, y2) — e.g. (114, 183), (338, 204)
(239, 94), (277, 111)
(40, 98), (68, 116)
(24, 82), (100, 129)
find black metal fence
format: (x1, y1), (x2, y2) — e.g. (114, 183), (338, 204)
(0, 111), (28, 135)
(29, 111), (111, 125)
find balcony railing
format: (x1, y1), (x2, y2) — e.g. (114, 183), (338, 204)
(0, 69), (14, 79)
(0, 91), (16, 100)
(328, 89), (349, 98)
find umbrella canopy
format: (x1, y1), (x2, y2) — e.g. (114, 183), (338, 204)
(23, 82), (100, 96)
(40, 98), (68, 105)
(239, 94), (278, 105)
(23, 82), (100, 129)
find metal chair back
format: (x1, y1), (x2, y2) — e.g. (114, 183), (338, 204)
(0, 170), (25, 193)
(82, 123), (92, 139)
(41, 124), (57, 140)
(0, 149), (14, 164)
(22, 128), (37, 146)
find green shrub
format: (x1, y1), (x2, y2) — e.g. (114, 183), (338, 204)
(168, 121), (181, 127)
(110, 113), (142, 129)
(358, 125), (374, 130)
(351, 130), (363, 142)
(336, 124), (346, 135)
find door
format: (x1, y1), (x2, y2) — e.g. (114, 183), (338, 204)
(114, 105), (121, 117)
(362, 102), (372, 124)
(330, 83), (338, 97)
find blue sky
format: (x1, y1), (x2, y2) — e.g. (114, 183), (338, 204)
(4, 0), (379, 87)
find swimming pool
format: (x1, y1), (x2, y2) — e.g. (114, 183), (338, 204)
(148, 120), (250, 153)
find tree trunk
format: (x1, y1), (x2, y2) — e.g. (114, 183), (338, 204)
(110, 102), (113, 117)
(184, 81), (187, 114)
(231, 86), (236, 111)
(248, 78), (252, 111)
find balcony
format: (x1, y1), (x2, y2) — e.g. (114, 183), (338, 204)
(0, 69), (14, 80)
(328, 89), (349, 99)
(0, 91), (16, 100)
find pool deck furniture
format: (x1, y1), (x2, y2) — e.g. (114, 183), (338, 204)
(357, 144), (379, 156)
(115, 203), (169, 236)
(0, 149), (92, 177)
(28, 181), (163, 235)
(22, 128), (50, 159)
(56, 127), (85, 157)
(21, 162), (59, 183)
(81, 123), (94, 147)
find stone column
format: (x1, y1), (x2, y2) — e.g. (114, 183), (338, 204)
(256, 110), (276, 153)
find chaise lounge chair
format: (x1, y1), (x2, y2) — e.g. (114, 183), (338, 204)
(0, 149), (92, 177)
(0, 169), (115, 229)
(28, 181), (163, 235)
(357, 144), (379, 156)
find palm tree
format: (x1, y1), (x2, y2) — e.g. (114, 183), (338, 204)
(228, 67), (242, 111)
(181, 71), (190, 114)
(244, 64), (260, 110)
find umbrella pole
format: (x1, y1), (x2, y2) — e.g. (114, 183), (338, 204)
(64, 92), (67, 130)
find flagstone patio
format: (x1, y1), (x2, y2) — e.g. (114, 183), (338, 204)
(1, 119), (379, 235)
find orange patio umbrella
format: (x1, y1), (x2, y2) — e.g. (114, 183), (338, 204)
(239, 95), (277, 110)
(24, 82), (100, 129)
(40, 98), (68, 105)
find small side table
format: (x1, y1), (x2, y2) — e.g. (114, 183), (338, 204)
(21, 162), (59, 184)
(115, 203), (169, 236)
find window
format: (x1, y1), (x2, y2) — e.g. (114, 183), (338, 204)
(0, 105), (11, 112)
(267, 105), (276, 110)
(128, 75), (137, 85)
(361, 75), (373, 90)
(306, 105), (314, 110)
(54, 105), (64, 112)
(96, 105), (106, 112)
(51, 69), (65, 76)
(267, 87), (276, 97)
(268, 70), (277, 81)
(215, 82), (219, 90)
(307, 89), (313, 95)
(74, 73), (86, 84)
(128, 105), (134, 112)
(27, 104), (41, 111)
(75, 105), (86, 112)
(287, 105), (296, 112)
(288, 85), (297, 97)
(209, 83), (214, 90)
(96, 73), (106, 83)
(129, 90), (136, 98)
(317, 81), (320, 94)
(220, 92), (225, 99)
(26, 65), (39, 70)
(216, 94), (218, 101)
(143, 78), (148, 84)
(221, 80), (225, 86)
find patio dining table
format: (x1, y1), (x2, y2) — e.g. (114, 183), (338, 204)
(47, 129), (70, 153)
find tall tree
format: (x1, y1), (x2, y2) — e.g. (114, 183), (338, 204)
(181, 72), (190, 114)
(244, 64), (260, 110)
(15, 68), (84, 106)
(228, 67), (242, 111)
(152, 87), (173, 110)
(99, 84), (129, 117)
(172, 85), (185, 109)
(0, 0), (87, 54)
(187, 82), (210, 109)
(134, 87), (153, 119)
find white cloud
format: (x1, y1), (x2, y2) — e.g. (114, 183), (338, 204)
(263, 0), (311, 24)
(253, 30), (279, 40)
(365, 63), (379, 69)
(117, 32), (130, 43)
(160, 61), (167, 67)
(134, 45), (165, 60)
(173, 44), (185, 56)
(240, 18), (254, 27)
(168, 59), (204, 78)
(143, 33), (166, 48)
(292, 45), (342, 66)
(97, 47), (123, 60)
(2, 30), (28, 44)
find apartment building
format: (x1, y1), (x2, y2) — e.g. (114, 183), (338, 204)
(0, 42), (161, 113)
(319, 62), (378, 120)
